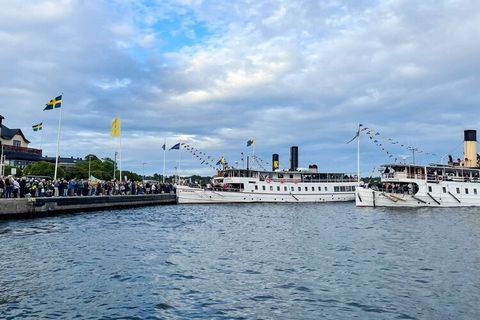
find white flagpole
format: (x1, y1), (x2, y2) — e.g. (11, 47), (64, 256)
(357, 123), (360, 185)
(54, 94), (63, 181)
(177, 142), (181, 184)
(162, 138), (166, 183)
(119, 130), (122, 182)
(0, 143), (3, 177)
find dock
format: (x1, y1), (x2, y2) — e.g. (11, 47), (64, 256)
(0, 194), (177, 220)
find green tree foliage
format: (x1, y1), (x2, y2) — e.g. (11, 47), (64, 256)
(24, 161), (65, 178)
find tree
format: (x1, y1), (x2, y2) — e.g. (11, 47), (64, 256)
(24, 161), (65, 179)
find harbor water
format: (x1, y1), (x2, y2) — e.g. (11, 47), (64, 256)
(1, 203), (479, 319)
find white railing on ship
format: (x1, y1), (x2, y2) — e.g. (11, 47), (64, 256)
(260, 178), (357, 183)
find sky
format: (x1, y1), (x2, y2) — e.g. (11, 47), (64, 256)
(1, 0), (480, 177)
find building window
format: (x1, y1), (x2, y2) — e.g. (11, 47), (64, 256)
(428, 186), (432, 192)
(442, 187), (446, 193)
(13, 140), (21, 147)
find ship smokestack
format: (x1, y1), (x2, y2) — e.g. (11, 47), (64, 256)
(464, 130), (477, 167)
(272, 154), (279, 171)
(290, 146), (298, 171)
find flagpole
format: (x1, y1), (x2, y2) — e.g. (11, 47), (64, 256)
(162, 138), (166, 183)
(357, 123), (360, 185)
(54, 93), (63, 181)
(119, 130), (122, 182)
(177, 142), (181, 184)
(0, 143), (3, 177)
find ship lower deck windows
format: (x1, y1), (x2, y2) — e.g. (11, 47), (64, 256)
(270, 186), (273, 191)
(456, 187), (460, 194)
(325, 187), (328, 191)
(428, 186), (432, 192)
(262, 186), (266, 191)
(291, 186), (294, 191)
(255, 185), (258, 190)
(442, 187), (446, 193)
(475, 189), (478, 195)
(311, 187), (315, 191)
(298, 187), (301, 192)
(465, 188), (469, 194)
(284, 186), (288, 191)
(318, 186), (321, 191)
(277, 186), (280, 191)
(305, 187), (308, 191)
(334, 186), (339, 192)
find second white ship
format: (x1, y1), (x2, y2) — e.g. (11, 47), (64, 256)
(177, 146), (357, 204)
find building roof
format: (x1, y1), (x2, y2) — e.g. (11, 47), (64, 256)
(1, 124), (30, 144)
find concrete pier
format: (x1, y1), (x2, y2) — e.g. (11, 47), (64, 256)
(0, 194), (176, 220)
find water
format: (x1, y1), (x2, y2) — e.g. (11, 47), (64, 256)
(1, 203), (480, 319)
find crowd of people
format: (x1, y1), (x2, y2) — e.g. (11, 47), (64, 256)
(0, 176), (176, 198)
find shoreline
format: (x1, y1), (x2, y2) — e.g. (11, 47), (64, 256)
(0, 194), (176, 220)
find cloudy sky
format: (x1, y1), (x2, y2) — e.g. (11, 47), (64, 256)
(1, 0), (480, 176)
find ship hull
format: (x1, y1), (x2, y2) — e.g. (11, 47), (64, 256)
(356, 186), (480, 207)
(177, 187), (355, 204)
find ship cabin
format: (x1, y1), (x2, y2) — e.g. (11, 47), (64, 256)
(378, 163), (480, 195)
(210, 168), (357, 192)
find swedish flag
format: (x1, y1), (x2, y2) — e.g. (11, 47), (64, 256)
(216, 156), (225, 165)
(32, 122), (43, 131)
(44, 95), (62, 110)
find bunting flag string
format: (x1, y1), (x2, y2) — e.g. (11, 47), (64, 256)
(180, 143), (229, 170)
(359, 125), (436, 162)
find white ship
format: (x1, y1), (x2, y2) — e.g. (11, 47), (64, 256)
(357, 130), (480, 207)
(177, 146), (357, 204)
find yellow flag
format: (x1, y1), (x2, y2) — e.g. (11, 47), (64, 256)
(111, 117), (121, 137)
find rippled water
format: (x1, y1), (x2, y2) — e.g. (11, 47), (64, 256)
(1, 203), (480, 319)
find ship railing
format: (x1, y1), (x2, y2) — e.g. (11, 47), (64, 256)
(265, 178), (357, 183)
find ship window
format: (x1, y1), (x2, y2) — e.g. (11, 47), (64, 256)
(340, 186), (346, 192)
(442, 187), (446, 193)
(291, 186), (294, 191)
(270, 186), (273, 191)
(255, 185), (258, 190)
(352, 186), (355, 191)
(325, 187), (328, 191)
(277, 186), (280, 191)
(284, 186), (287, 191)
(262, 186), (266, 191)
(13, 140), (21, 147)
(334, 186), (339, 192)
(456, 187), (460, 194)
(290, 174), (294, 178)
(305, 187), (308, 191)
(475, 189), (478, 195)
(318, 186), (321, 191)
(428, 186), (432, 192)
(298, 187), (301, 192)
(465, 188), (469, 194)
(311, 187), (314, 191)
